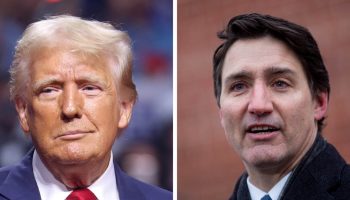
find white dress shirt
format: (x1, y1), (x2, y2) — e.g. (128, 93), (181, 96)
(247, 172), (291, 200)
(33, 150), (119, 200)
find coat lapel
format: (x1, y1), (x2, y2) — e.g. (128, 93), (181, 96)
(0, 150), (41, 200)
(229, 173), (251, 200)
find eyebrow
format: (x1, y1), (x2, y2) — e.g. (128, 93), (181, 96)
(32, 76), (61, 91)
(223, 70), (253, 87)
(32, 75), (107, 91)
(223, 66), (297, 86)
(264, 66), (296, 77)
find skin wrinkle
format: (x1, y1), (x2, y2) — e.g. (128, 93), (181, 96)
(219, 36), (327, 191)
(15, 47), (133, 189)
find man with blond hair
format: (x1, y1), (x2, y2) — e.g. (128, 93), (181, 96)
(0, 15), (172, 200)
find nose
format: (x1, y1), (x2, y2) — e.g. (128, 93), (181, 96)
(247, 82), (273, 116)
(61, 84), (82, 121)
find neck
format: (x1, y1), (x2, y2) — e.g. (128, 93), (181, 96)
(246, 168), (289, 192)
(40, 153), (111, 189)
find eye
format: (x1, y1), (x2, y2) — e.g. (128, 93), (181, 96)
(81, 85), (102, 96)
(229, 82), (248, 93)
(42, 87), (56, 93)
(38, 86), (60, 99)
(272, 80), (289, 90)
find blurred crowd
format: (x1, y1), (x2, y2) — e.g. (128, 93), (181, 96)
(0, 0), (172, 191)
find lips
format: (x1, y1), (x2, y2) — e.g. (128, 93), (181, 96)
(245, 124), (281, 141)
(55, 130), (93, 140)
(246, 125), (280, 134)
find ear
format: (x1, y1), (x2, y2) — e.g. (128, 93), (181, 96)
(314, 92), (328, 120)
(118, 100), (134, 129)
(15, 97), (30, 133)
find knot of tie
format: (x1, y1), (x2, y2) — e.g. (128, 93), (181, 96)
(66, 188), (97, 200)
(261, 194), (272, 200)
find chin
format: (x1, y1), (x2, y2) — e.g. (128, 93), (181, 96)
(52, 144), (97, 165)
(242, 145), (288, 169)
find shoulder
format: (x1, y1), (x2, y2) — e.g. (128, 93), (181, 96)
(306, 141), (350, 198)
(127, 175), (172, 200)
(276, 138), (350, 199)
(114, 164), (172, 200)
(0, 150), (34, 181)
(0, 165), (13, 183)
(0, 150), (41, 200)
(332, 163), (350, 199)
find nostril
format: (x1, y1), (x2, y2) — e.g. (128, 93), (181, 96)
(248, 103), (273, 114)
(253, 111), (271, 118)
(61, 113), (81, 122)
(61, 101), (82, 120)
(61, 113), (73, 122)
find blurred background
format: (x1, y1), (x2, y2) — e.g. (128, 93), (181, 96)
(178, 0), (350, 199)
(0, 0), (172, 191)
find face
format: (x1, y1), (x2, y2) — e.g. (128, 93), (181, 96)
(219, 36), (327, 171)
(15, 48), (133, 167)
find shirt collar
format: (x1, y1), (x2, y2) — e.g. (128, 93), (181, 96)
(33, 150), (119, 200)
(247, 172), (291, 200)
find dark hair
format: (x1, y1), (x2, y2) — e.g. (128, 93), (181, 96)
(213, 13), (330, 130)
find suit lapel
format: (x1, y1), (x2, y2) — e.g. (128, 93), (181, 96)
(114, 163), (146, 200)
(0, 150), (41, 200)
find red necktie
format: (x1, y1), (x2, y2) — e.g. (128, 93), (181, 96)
(66, 188), (97, 200)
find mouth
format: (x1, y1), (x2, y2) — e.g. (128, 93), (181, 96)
(245, 124), (280, 141)
(56, 130), (93, 140)
(246, 125), (280, 134)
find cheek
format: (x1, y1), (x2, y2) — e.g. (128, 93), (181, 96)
(220, 106), (237, 131)
(29, 101), (60, 133)
(220, 98), (246, 129)
(220, 104), (244, 147)
(85, 97), (120, 136)
(278, 94), (316, 138)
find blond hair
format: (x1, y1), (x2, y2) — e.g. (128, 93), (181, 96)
(9, 15), (137, 102)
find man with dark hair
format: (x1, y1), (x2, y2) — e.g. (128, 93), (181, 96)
(213, 13), (350, 200)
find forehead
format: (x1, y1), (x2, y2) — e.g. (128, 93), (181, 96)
(222, 36), (304, 79)
(29, 47), (114, 81)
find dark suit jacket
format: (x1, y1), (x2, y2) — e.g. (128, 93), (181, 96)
(229, 135), (350, 200)
(0, 150), (172, 200)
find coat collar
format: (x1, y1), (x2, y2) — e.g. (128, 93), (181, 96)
(229, 172), (250, 200)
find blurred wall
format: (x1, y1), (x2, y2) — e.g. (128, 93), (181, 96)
(178, 0), (350, 199)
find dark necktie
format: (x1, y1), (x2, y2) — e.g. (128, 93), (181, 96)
(261, 194), (272, 200)
(66, 188), (97, 200)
